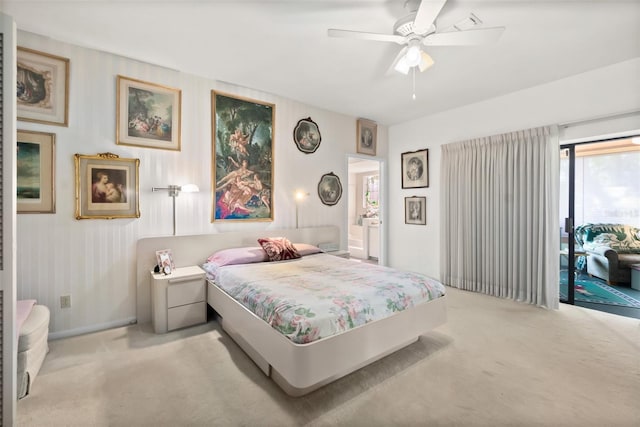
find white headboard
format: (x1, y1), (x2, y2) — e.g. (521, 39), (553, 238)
(136, 226), (340, 323)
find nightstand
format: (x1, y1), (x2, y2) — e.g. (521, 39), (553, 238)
(325, 250), (350, 259)
(150, 265), (206, 334)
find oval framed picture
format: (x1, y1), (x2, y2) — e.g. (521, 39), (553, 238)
(317, 172), (343, 206)
(293, 117), (321, 154)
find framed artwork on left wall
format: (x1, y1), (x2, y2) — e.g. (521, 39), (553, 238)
(17, 130), (56, 214)
(17, 47), (69, 126)
(116, 75), (182, 151)
(74, 152), (140, 220)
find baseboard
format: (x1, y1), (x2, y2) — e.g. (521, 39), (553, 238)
(48, 317), (137, 340)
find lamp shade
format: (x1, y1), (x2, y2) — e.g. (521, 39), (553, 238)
(418, 51), (434, 72)
(394, 56), (411, 75)
(180, 184), (200, 193)
(405, 45), (422, 67)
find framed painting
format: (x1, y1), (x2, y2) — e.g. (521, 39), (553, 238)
(17, 130), (56, 213)
(318, 172), (343, 206)
(405, 196), (426, 225)
(356, 118), (377, 156)
(74, 152), (140, 220)
(401, 149), (429, 188)
(293, 117), (321, 154)
(17, 47), (69, 126)
(212, 91), (274, 222)
(155, 249), (175, 274)
(116, 75), (181, 150)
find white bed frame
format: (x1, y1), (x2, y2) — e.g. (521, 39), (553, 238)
(136, 226), (447, 396)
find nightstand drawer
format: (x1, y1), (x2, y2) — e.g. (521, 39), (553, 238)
(167, 278), (205, 308)
(167, 301), (206, 331)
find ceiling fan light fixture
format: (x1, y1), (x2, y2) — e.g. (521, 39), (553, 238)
(418, 51), (434, 72)
(394, 56), (411, 75)
(405, 43), (422, 67)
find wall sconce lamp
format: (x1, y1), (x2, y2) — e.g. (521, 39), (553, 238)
(152, 184), (200, 235)
(294, 190), (309, 229)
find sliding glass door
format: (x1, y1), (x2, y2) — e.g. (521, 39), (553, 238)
(560, 146), (576, 304)
(560, 136), (640, 312)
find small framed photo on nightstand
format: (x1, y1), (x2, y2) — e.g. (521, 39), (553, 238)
(155, 249), (175, 274)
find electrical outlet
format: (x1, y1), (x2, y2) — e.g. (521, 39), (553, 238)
(60, 295), (71, 309)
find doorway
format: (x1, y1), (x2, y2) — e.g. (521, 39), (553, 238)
(347, 156), (383, 264)
(560, 136), (640, 318)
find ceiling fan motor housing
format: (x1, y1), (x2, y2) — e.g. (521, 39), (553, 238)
(394, 12), (436, 37)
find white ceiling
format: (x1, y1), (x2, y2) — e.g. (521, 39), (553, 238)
(4, 0), (640, 126)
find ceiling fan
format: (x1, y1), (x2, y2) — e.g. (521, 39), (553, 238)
(328, 0), (505, 75)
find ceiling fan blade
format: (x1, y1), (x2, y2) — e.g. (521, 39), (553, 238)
(423, 27), (505, 46)
(327, 29), (405, 45)
(387, 46), (409, 75)
(413, 0), (448, 34)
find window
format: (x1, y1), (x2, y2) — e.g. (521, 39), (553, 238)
(363, 175), (379, 216)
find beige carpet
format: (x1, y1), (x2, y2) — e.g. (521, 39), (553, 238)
(18, 287), (640, 426)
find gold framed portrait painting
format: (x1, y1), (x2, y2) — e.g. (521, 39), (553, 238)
(17, 130), (56, 213)
(17, 47), (69, 126)
(74, 152), (140, 220)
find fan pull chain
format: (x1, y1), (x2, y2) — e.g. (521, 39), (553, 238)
(412, 67), (416, 100)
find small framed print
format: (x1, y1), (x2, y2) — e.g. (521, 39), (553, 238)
(74, 152), (140, 219)
(155, 249), (175, 274)
(17, 47), (69, 126)
(401, 149), (429, 188)
(17, 130), (56, 214)
(293, 117), (321, 154)
(318, 172), (343, 206)
(116, 75), (181, 151)
(405, 196), (426, 225)
(356, 118), (377, 156)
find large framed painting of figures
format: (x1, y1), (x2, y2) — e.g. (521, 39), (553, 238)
(116, 75), (181, 151)
(17, 47), (69, 126)
(211, 91), (274, 222)
(74, 152), (140, 220)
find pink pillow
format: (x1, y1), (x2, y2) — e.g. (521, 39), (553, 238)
(293, 243), (322, 256)
(258, 237), (301, 261)
(206, 247), (268, 266)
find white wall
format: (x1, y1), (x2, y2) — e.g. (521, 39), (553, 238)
(16, 31), (388, 337)
(388, 58), (640, 278)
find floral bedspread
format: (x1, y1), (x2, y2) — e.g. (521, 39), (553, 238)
(203, 254), (446, 344)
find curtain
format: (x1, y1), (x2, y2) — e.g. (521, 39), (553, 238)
(440, 126), (560, 309)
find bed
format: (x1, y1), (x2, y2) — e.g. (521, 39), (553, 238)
(135, 226), (447, 396)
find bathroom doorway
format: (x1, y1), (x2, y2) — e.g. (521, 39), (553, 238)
(347, 156), (383, 264)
